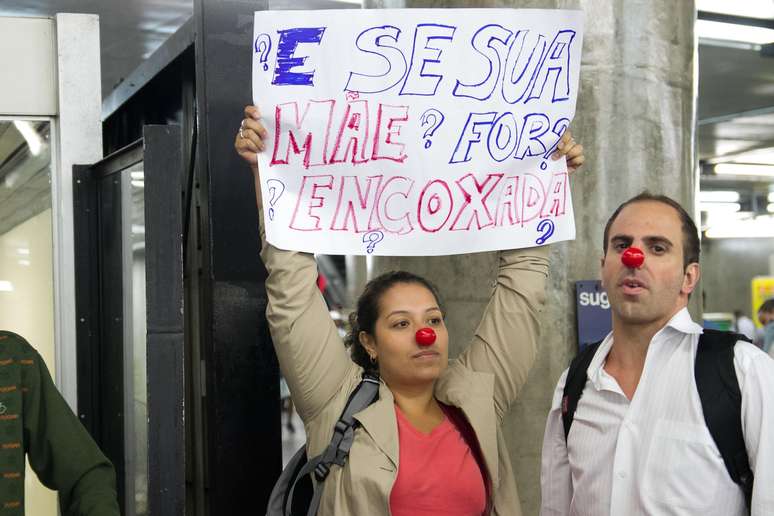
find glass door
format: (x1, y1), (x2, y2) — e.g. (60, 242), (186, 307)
(0, 117), (58, 516)
(73, 125), (184, 516)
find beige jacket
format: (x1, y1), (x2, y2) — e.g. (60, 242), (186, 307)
(260, 219), (549, 516)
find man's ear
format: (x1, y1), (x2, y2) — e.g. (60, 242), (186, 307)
(681, 262), (701, 295)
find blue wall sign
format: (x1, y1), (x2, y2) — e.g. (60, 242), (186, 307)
(575, 280), (612, 352)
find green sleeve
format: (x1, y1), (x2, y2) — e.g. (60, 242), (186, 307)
(21, 347), (121, 516)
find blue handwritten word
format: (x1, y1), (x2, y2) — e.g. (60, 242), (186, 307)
(362, 230), (384, 253)
(342, 24), (458, 96)
(450, 113), (568, 164)
(273, 27), (326, 86)
(535, 219), (555, 245)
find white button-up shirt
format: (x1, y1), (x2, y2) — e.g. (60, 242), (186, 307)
(540, 308), (774, 516)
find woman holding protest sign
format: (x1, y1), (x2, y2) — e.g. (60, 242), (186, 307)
(236, 104), (583, 516)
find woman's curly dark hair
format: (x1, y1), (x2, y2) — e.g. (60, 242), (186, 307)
(344, 271), (444, 372)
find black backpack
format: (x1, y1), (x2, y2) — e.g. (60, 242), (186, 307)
(561, 329), (754, 510)
(266, 373), (380, 516)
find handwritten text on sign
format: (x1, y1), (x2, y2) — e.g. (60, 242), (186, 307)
(252, 9), (583, 256)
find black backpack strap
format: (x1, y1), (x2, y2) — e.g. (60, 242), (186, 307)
(696, 329), (753, 510)
(311, 373), (380, 480)
(287, 373), (381, 516)
(562, 341), (603, 441)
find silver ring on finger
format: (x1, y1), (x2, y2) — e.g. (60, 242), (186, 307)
(239, 128), (244, 139)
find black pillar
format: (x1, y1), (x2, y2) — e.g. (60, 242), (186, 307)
(191, 0), (281, 513)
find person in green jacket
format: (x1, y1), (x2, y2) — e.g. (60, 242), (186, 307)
(0, 330), (120, 516)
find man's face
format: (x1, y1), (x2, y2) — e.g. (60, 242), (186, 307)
(601, 201), (700, 330)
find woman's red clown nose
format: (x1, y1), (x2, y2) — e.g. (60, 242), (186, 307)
(415, 327), (436, 346)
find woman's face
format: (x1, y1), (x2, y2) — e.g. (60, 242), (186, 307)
(360, 282), (448, 389)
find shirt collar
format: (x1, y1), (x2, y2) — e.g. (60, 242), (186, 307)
(587, 307), (702, 391)
(665, 307), (703, 335)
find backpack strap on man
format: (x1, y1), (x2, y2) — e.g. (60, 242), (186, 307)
(561, 331), (754, 510)
(561, 341), (602, 440)
(696, 329), (754, 510)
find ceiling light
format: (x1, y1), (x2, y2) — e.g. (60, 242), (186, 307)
(705, 215), (774, 238)
(768, 192), (774, 203)
(768, 203), (774, 213)
(0, 281), (13, 292)
(130, 171), (144, 180)
(131, 180), (145, 189)
(697, 20), (774, 45)
(12, 121), (42, 156)
(17, 260), (30, 267)
(698, 0), (774, 20)
(698, 190), (740, 203)
(714, 163), (774, 177)
(699, 202), (740, 213)
(16, 248), (30, 256)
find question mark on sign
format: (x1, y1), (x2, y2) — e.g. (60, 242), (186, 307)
(266, 179), (285, 221)
(535, 219), (555, 245)
(362, 231), (384, 254)
(541, 122), (570, 171)
(254, 33), (272, 72)
(420, 109), (445, 149)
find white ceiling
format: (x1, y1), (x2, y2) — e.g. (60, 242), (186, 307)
(0, 0), (194, 95)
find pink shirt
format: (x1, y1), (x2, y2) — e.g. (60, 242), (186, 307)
(389, 405), (487, 516)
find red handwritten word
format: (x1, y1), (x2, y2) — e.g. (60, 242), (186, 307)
(271, 99), (408, 169)
(288, 170), (568, 235)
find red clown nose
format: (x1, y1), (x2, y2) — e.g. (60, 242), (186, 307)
(621, 247), (645, 268)
(415, 327), (436, 347)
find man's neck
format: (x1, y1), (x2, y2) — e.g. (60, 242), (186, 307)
(604, 311), (679, 399)
(609, 323), (659, 366)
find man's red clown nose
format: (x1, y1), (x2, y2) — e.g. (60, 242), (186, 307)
(415, 327), (436, 346)
(621, 247), (645, 268)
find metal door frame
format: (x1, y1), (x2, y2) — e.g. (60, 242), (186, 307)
(72, 125), (184, 515)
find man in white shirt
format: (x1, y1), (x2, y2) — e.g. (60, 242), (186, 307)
(540, 193), (774, 516)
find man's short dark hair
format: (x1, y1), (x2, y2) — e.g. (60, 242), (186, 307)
(603, 192), (700, 269)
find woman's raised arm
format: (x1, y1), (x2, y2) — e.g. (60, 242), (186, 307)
(235, 105), (356, 423)
(454, 132), (583, 421)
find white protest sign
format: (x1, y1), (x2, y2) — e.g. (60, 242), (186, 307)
(252, 9), (583, 256)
